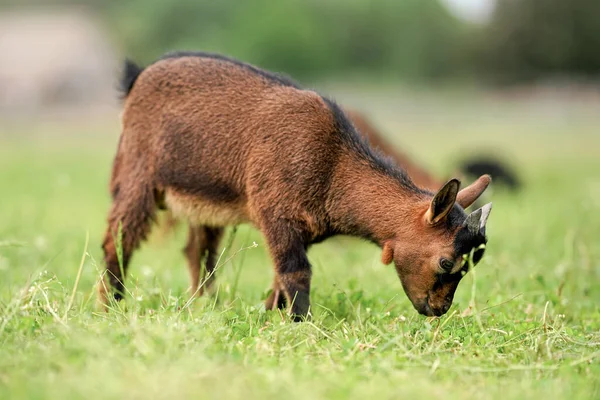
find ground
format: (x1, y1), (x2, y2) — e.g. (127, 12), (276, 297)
(0, 87), (598, 399)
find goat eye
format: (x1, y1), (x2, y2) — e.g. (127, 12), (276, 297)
(439, 258), (454, 272)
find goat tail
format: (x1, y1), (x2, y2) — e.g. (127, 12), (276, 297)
(118, 59), (145, 99)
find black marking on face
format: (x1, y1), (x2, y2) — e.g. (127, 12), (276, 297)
(432, 204), (487, 283)
(444, 203), (468, 230)
(453, 225), (487, 270)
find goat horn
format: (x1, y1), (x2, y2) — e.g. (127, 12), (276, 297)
(478, 202), (493, 235)
(463, 208), (482, 234)
(463, 203), (493, 235)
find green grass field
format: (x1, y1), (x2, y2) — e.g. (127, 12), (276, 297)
(1, 90), (599, 399)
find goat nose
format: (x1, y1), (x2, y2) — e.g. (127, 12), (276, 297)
(441, 303), (450, 313)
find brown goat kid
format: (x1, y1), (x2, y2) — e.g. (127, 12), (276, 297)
(100, 51), (493, 319)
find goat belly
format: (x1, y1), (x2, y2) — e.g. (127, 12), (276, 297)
(164, 188), (249, 227)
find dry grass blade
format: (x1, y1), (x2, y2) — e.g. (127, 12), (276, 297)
(62, 231), (89, 320)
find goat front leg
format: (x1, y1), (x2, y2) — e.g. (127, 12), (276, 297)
(264, 276), (287, 311)
(263, 225), (312, 321)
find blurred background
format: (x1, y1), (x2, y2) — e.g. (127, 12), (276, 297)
(1, 0), (599, 118)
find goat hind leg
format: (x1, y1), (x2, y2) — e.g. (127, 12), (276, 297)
(99, 185), (156, 307)
(184, 225), (224, 296)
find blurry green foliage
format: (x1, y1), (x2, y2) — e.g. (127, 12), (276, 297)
(98, 0), (472, 82)
(3, 0), (600, 83)
(481, 0), (600, 83)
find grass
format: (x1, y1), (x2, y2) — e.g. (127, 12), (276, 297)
(0, 90), (599, 399)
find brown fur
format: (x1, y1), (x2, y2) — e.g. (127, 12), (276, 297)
(100, 53), (492, 318)
(155, 108), (449, 235)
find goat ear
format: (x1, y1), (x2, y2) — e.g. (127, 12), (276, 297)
(456, 175), (492, 209)
(426, 179), (460, 225)
(381, 241), (394, 265)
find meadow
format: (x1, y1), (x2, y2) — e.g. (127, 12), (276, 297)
(0, 87), (599, 399)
